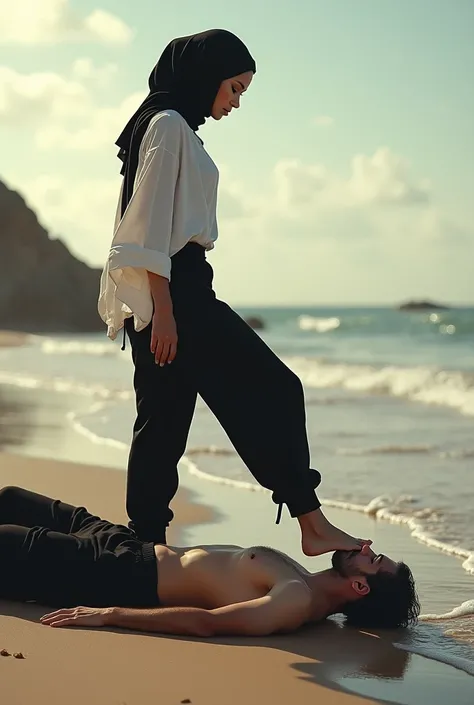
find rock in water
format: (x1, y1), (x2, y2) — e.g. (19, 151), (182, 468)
(245, 316), (265, 330)
(397, 299), (449, 311)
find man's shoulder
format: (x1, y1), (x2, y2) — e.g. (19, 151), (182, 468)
(270, 578), (331, 625)
(270, 579), (313, 611)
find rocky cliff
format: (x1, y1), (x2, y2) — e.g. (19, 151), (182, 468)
(0, 179), (103, 332)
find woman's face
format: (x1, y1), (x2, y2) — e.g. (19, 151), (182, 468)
(211, 70), (254, 120)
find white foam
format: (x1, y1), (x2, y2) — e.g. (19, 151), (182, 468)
(93, 423), (474, 577)
(285, 357), (474, 416)
(184, 461), (474, 576)
(65, 410), (474, 580)
(66, 408), (130, 451)
(421, 599), (474, 621)
(0, 370), (132, 401)
(39, 338), (118, 357)
(336, 444), (436, 456)
(298, 315), (340, 333)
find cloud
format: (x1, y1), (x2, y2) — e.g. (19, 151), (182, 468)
(7, 143), (470, 304)
(0, 62), (142, 149)
(347, 148), (431, 206)
(0, 66), (92, 126)
(209, 157), (471, 304)
(273, 160), (328, 209)
(35, 91), (145, 150)
(0, 0), (133, 45)
(269, 148), (431, 218)
(71, 58), (119, 87)
(313, 115), (334, 127)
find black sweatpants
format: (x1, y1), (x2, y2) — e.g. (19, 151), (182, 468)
(125, 243), (322, 543)
(0, 486), (159, 607)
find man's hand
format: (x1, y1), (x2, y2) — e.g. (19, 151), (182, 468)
(41, 606), (113, 628)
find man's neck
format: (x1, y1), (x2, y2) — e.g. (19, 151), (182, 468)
(305, 569), (353, 618)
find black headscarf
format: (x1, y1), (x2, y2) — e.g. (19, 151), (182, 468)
(116, 29), (256, 216)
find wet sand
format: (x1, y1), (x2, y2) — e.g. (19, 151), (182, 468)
(0, 331), (30, 347)
(0, 379), (473, 704)
(0, 452), (377, 705)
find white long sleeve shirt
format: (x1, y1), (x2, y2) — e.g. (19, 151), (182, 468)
(98, 109), (219, 340)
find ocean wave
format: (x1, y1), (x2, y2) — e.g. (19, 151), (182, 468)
(285, 357), (474, 416)
(66, 408), (130, 450)
(64, 405), (474, 579)
(37, 337), (118, 357)
(176, 446), (474, 577)
(0, 370), (132, 401)
(336, 444), (474, 459)
(439, 448), (474, 459)
(336, 444), (436, 456)
(298, 316), (341, 333)
(421, 599), (474, 621)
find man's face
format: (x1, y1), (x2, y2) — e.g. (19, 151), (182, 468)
(332, 544), (399, 578)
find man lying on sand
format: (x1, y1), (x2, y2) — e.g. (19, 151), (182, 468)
(2, 486), (420, 635)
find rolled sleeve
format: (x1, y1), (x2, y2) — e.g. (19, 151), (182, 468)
(108, 243), (171, 282)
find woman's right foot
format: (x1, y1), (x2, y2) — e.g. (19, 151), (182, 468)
(298, 509), (372, 557)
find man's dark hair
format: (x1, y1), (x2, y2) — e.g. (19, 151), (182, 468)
(341, 562), (420, 629)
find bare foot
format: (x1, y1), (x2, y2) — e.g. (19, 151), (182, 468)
(301, 527), (371, 557)
(298, 509), (372, 557)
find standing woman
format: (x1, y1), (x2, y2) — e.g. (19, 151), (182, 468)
(99, 29), (369, 556)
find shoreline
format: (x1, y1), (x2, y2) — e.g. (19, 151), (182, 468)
(0, 451), (215, 547)
(0, 383), (473, 701)
(1, 328), (472, 577)
(2, 450), (474, 705)
(1, 381), (473, 614)
(1, 381), (473, 617)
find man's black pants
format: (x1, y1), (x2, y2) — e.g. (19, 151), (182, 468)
(0, 486), (158, 607)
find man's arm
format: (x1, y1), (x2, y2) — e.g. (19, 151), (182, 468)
(40, 580), (312, 637)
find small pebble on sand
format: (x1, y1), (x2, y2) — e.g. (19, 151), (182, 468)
(13, 652), (25, 659)
(1, 649), (11, 656)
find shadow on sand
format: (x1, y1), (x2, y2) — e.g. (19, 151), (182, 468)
(2, 598), (413, 704)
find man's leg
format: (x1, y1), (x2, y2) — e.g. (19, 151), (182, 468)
(0, 486), (93, 534)
(125, 319), (198, 543)
(0, 522), (97, 604)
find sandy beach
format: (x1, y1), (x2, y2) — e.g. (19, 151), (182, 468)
(0, 331), (31, 347)
(0, 332), (473, 704)
(0, 452), (388, 705)
(0, 453), (473, 705)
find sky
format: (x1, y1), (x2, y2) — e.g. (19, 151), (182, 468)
(1, 0), (473, 305)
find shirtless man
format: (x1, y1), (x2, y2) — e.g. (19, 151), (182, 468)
(1, 486), (420, 635)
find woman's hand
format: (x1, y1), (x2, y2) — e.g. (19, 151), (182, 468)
(40, 606), (114, 629)
(151, 308), (178, 366)
(147, 271), (177, 366)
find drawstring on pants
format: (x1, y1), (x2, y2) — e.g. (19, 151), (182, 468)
(275, 503), (283, 524)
